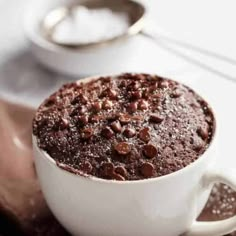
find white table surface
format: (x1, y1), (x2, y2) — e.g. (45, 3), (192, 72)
(0, 0), (236, 167)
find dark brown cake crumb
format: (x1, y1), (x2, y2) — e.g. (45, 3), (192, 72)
(198, 184), (236, 236)
(33, 73), (215, 181)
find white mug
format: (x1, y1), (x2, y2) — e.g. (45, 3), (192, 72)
(33, 75), (236, 236)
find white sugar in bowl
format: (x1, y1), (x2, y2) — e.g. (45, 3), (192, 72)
(24, 0), (147, 77)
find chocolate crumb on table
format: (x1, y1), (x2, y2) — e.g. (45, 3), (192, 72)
(33, 73), (215, 181)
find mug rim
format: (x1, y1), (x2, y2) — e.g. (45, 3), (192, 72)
(33, 73), (217, 185)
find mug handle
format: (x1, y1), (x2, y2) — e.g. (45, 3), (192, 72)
(184, 168), (236, 236)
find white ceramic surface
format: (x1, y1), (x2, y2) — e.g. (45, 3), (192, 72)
(33, 75), (236, 236)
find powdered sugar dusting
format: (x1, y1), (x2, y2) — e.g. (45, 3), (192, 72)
(51, 6), (130, 44)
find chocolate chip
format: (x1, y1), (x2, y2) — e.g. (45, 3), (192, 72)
(205, 115), (212, 124)
(107, 114), (117, 122)
(171, 88), (182, 98)
(143, 144), (158, 158)
(45, 96), (56, 107)
(119, 114), (131, 124)
(128, 81), (140, 91)
(159, 80), (169, 89)
(110, 120), (122, 133)
(133, 82), (140, 90)
(115, 166), (127, 177)
(92, 101), (102, 113)
(127, 102), (138, 113)
(197, 126), (208, 140)
(101, 88), (117, 99)
(72, 94), (88, 105)
(119, 80), (127, 88)
(136, 74), (146, 80)
(81, 128), (93, 140)
(101, 162), (114, 176)
(131, 91), (142, 100)
(90, 115), (101, 123)
(115, 142), (131, 155)
(138, 127), (151, 142)
(111, 173), (125, 181)
(71, 97), (78, 105)
(138, 99), (149, 110)
(107, 88), (118, 99)
(149, 113), (164, 123)
(77, 106), (87, 115)
(149, 82), (158, 92)
(80, 161), (93, 174)
(192, 136), (204, 152)
(101, 126), (114, 139)
(70, 106), (86, 116)
(81, 106), (88, 115)
(77, 115), (89, 126)
(60, 118), (69, 129)
(80, 95), (88, 104)
(101, 77), (111, 83)
(190, 101), (200, 109)
(140, 162), (155, 178)
(142, 90), (149, 99)
(123, 127), (136, 138)
(102, 100), (113, 110)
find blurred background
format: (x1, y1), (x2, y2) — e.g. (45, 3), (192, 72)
(0, 0), (236, 107)
(1, 0), (236, 165)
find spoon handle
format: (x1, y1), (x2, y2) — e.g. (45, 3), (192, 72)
(142, 23), (236, 83)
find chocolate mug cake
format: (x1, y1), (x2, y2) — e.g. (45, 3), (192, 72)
(33, 73), (215, 181)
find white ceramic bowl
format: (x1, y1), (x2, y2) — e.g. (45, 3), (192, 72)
(24, 0), (147, 77)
